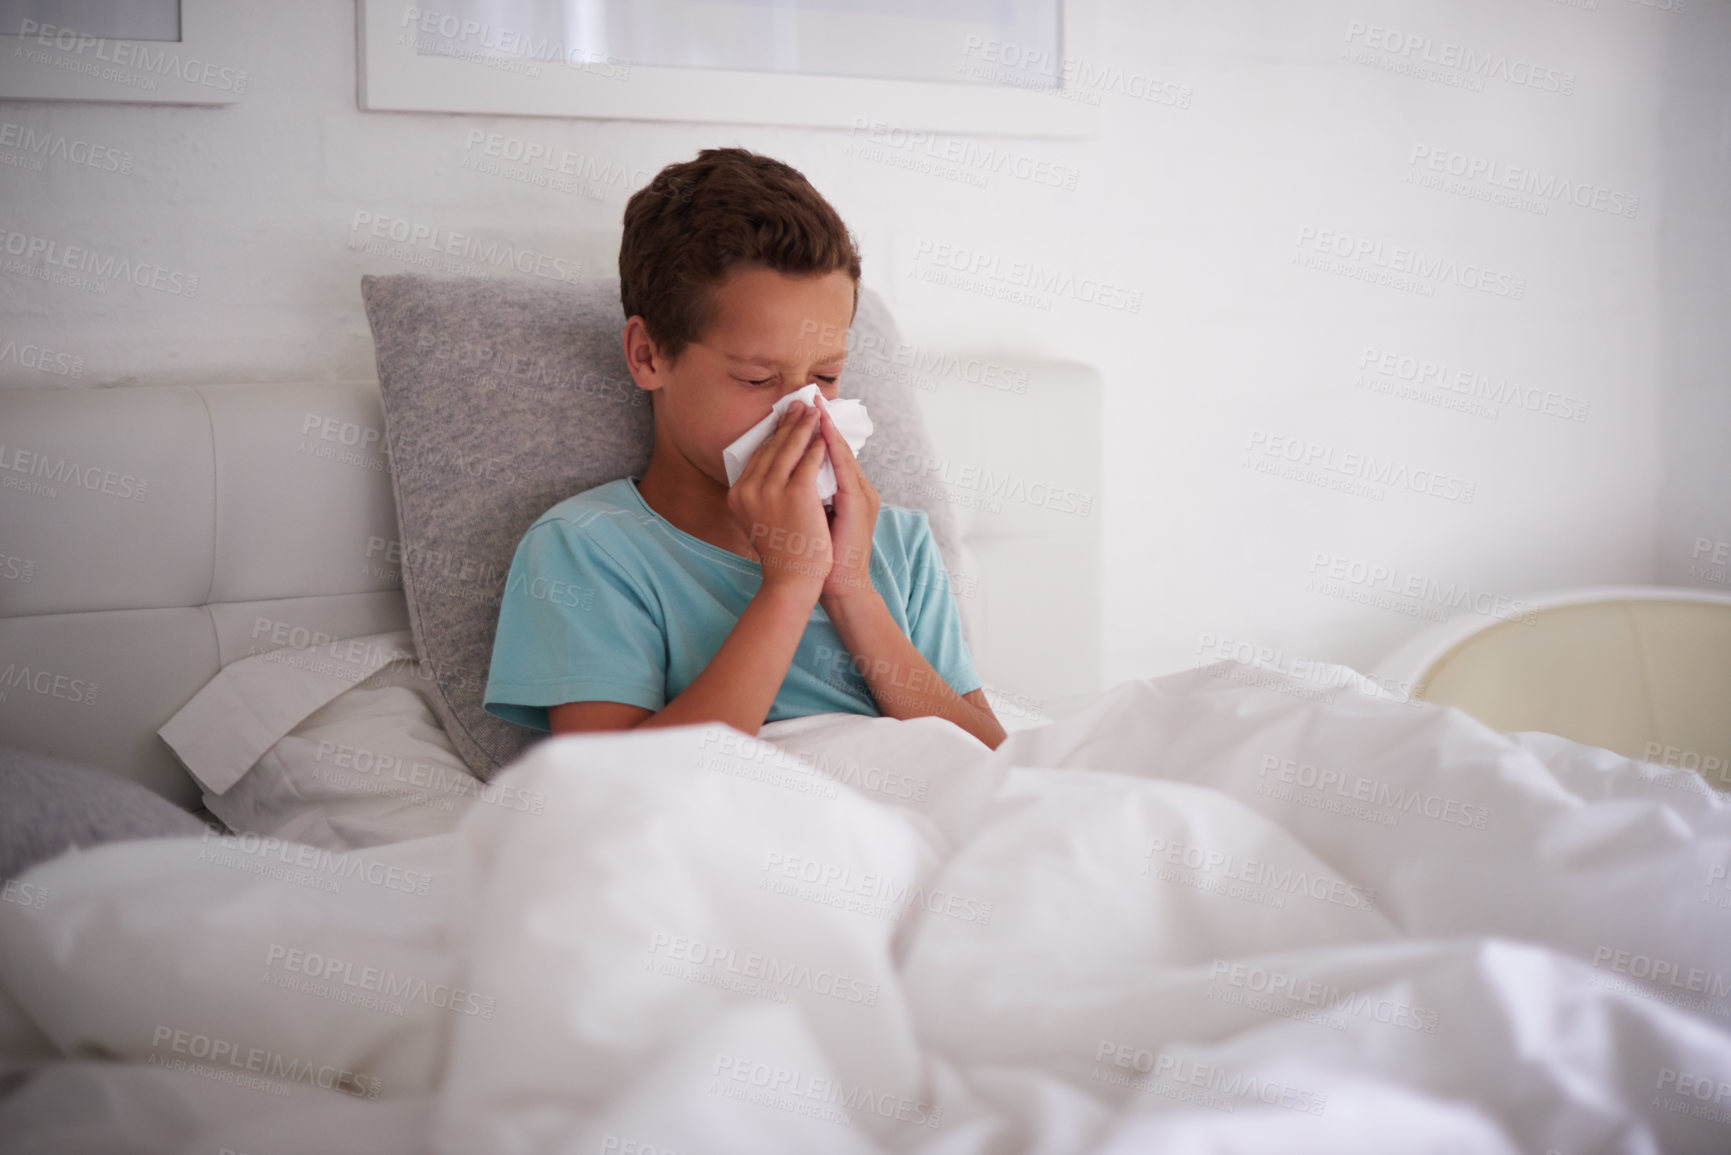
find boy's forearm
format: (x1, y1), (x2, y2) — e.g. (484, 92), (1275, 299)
(634, 579), (817, 734)
(821, 591), (1007, 749)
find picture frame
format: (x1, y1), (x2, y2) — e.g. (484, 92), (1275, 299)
(357, 0), (1100, 140)
(0, 0), (248, 105)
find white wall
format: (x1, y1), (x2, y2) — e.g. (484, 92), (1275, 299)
(1655, 0), (1731, 596)
(1, 0), (1718, 703)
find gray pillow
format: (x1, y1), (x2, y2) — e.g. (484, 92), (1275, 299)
(0, 745), (207, 882)
(360, 273), (971, 781)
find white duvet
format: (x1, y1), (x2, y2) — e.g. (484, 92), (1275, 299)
(4, 662), (1731, 1154)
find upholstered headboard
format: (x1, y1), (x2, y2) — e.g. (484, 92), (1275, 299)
(0, 364), (1100, 810)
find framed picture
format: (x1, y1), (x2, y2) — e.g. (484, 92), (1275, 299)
(0, 0), (247, 104)
(358, 0), (1099, 139)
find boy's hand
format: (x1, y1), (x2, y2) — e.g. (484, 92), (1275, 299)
(816, 399), (880, 605)
(727, 400), (832, 597)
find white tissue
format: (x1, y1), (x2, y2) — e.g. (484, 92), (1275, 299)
(720, 382), (873, 507)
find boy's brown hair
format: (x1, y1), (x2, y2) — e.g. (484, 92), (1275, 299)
(619, 147), (862, 362)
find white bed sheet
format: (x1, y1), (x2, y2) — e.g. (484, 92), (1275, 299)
(3, 661), (1729, 1154)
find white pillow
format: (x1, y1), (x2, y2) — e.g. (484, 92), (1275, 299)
(158, 630), (544, 850)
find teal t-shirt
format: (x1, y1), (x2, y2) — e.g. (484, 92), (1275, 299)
(482, 476), (981, 733)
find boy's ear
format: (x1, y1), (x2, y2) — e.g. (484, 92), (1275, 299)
(621, 315), (667, 393)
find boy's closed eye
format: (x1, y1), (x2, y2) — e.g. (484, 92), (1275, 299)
(741, 373), (840, 388)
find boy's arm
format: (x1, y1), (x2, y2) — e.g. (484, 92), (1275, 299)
(550, 578), (818, 735)
(821, 590), (1008, 750)
(551, 400), (834, 737)
(811, 403), (1006, 750)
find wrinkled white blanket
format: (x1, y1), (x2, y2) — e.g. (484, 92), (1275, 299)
(4, 663), (1731, 1155)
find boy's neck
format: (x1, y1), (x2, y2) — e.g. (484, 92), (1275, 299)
(635, 451), (758, 561)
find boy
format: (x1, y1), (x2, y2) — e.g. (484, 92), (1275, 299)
(482, 147), (1006, 750)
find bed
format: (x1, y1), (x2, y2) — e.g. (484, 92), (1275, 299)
(2, 277), (1729, 1155)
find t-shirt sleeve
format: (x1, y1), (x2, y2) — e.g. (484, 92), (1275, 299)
(902, 511), (982, 698)
(483, 518), (668, 732)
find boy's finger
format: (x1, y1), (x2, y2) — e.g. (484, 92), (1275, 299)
(792, 434), (827, 481)
(817, 411), (861, 493)
(736, 404), (801, 485)
(768, 403), (821, 481)
(782, 439), (826, 503)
